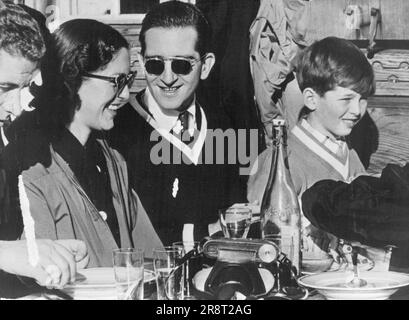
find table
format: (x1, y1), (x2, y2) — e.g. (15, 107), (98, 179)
(9, 266), (409, 300)
(14, 281), (409, 300)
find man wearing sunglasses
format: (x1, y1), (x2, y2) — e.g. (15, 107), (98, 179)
(112, 1), (246, 246)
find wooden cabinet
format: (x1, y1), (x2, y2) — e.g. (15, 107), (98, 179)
(368, 49), (409, 96)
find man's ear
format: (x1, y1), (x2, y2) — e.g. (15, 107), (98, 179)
(303, 87), (319, 111)
(137, 53), (146, 77)
(200, 53), (216, 80)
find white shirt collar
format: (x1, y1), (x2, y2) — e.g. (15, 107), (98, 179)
(145, 87), (196, 133)
(300, 119), (346, 154)
(131, 91), (208, 166)
(292, 123), (350, 180)
(20, 72), (42, 112)
(1, 127), (9, 147)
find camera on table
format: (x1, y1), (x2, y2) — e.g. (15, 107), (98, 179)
(189, 238), (298, 300)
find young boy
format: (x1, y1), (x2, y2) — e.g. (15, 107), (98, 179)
(248, 37), (375, 264)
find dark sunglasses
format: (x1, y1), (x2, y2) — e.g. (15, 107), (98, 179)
(143, 55), (206, 76)
(83, 70), (137, 97)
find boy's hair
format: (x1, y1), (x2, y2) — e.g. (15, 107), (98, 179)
(0, 0), (45, 62)
(296, 37), (375, 98)
(139, 1), (211, 56)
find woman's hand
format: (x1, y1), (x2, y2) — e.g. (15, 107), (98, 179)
(0, 239), (89, 288)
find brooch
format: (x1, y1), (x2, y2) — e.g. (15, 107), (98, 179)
(99, 211), (108, 221)
(172, 178), (179, 199)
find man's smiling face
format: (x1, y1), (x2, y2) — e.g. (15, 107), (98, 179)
(142, 27), (208, 115)
(0, 49), (38, 127)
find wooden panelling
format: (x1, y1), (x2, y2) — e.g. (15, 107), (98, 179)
(367, 49), (409, 96)
(376, 0), (409, 40)
(375, 82), (409, 96)
(307, 0), (370, 41)
(306, 0), (409, 41)
(110, 24), (146, 92)
(111, 24), (142, 41)
(76, 0), (115, 16)
(133, 79), (147, 92)
(365, 96), (409, 174)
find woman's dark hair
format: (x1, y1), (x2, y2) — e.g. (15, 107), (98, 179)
(139, 1), (211, 56)
(38, 19), (128, 131)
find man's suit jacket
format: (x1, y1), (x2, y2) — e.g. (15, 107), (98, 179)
(0, 130), (38, 298)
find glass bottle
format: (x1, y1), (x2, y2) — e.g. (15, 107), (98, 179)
(260, 119), (301, 274)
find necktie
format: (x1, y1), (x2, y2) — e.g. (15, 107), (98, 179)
(177, 111), (194, 144)
(178, 110), (189, 134)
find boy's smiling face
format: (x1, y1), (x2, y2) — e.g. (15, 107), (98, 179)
(305, 86), (368, 140)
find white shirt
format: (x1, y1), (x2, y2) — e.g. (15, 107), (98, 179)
(145, 87), (197, 134)
(20, 72), (42, 112)
(1, 127), (8, 147)
(300, 119), (348, 158)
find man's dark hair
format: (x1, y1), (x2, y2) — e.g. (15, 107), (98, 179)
(0, 1), (45, 62)
(139, 1), (211, 56)
(296, 37), (375, 98)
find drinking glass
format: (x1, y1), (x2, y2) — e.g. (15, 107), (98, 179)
(113, 248), (144, 300)
(153, 247), (184, 300)
(172, 241), (201, 300)
(219, 207), (252, 239)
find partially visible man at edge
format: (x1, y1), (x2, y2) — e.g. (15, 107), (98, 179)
(0, 1), (88, 298)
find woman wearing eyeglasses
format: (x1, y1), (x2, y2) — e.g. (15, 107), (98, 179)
(8, 19), (162, 267)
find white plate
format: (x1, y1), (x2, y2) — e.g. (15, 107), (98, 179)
(66, 267), (156, 289)
(298, 271), (409, 300)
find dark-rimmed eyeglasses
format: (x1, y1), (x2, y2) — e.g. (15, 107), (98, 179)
(82, 71), (137, 97)
(143, 55), (206, 76)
